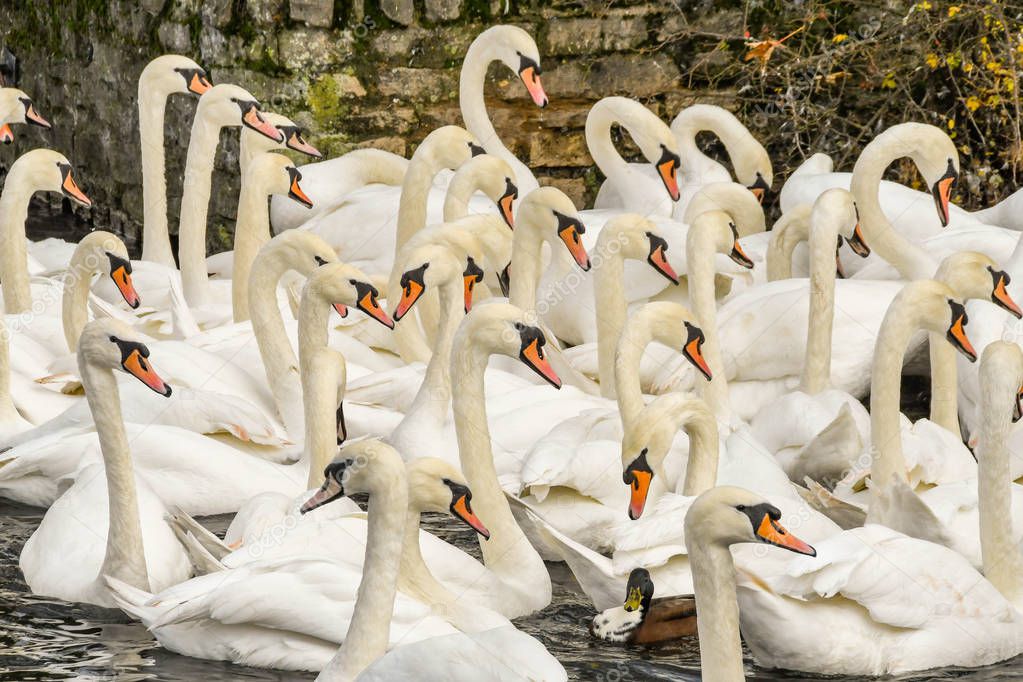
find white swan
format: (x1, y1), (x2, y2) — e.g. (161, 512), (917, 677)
(595, 103), (772, 219)
(137, 54), (211, 267)
(18, 319), (192, 607)
(0, 86), (51, 143)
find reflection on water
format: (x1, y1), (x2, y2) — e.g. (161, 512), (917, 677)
(3, 501), (1023, 680)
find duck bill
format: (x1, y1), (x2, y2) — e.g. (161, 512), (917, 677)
(243, 106), (284, 143)
(285, 130), (322, 158)
(393, 280), (424, 321)
(122, 349), (172, 397)
(357, 292), (395, 329)
(990, 270), (1022, 319)
(188, 71), (212, 95)
(451, 494), (490, 540)
(623, 587), (643, 612)
(287, 168), (314, 209)
(24, 101), (50, 128)
(519, 65), (548, 108)
(626, 468), (652, 520)
(946, 312), (977, 363)
(559, 227), (591, 271)
(846, 223), (871, 258)
(729, 240), (754, 269)
(332, 302), (349, 318)
(111, 266), (141, 309)
(520, 337), (562, 389)
(0, 124), (13, 144)
(682, 322), (713, 381)
(756, 514), (816, 556)
(300, 477), (345, 514)
(647, 243), (679, 284)
(60, 165), (92, 207)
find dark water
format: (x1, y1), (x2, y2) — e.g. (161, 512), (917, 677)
(4, 502), (1023, 681)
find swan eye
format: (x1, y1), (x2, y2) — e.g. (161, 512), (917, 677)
(735, 505), (746, 512)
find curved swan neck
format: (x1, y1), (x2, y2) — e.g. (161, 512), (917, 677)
(460, 39), (537, 195)
(977, 345), (1023, 602)
(689, 540), (744, 682)
(687, 221), (730, 419)
(298, 294), (337, 488)
(851, 137), (937, 281)
(0, 171), (34, 313)
(80, 356), (150, 592)
(249, 248), (303, 437)
(178, 114), (222, 306)
(397, 508), (458, 607)
(232, 169), (274, 322)
(324, 453), (408, 679)
(584, 102), (630, 190)
(766, 205), (811, 281)
(800, 206), (840, 394)
(394, 152), (444, 260)
(927, 335), (960, 437)
(680, 406), (720, 496)
(138, 79), (174, 266)
(62, 248), (100, 352)
(614, 302), (690, 425)
(451, 327), (551, 604)
(596, 243), (627, 399)
(508, 217), (545, 311)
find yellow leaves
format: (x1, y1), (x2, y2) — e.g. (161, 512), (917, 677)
(823, 71), (850, 85)
(946, 52), (962, 68)
(832, 34), (848, 44)
(947, 5), (962, 17)
(948, 118), (955, 129)
(880, 72), (898, 89)
(965, 95), (982, 111)
(743, 26), (805, 72)
(926, 53), (941, 68)
(917, 1), (932, 9)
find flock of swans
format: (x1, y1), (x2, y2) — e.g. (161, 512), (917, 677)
(6, 21), (1023, 681)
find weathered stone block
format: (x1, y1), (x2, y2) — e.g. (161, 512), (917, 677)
(247, 0), (286, 25)
(157, 21), (192, 53)
(279, 28), (353, 70)
(377, 68), (457, 102)
(543, 53), (680, 99)
(380, 0), (415, 26)
(528, 130), (589, 167)
(425, 0), (463, 23)
(290, 0), (334, 28)
(544, 15), (648, 56)
(539, 176), (587, 208)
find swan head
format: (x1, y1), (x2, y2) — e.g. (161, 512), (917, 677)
(518, 187), (591, 270)
(597, 214), (679, 284)
(140, 54), (211, 98)
(473, 25), (547, 107)
(0, 88), (50, 143)
(812, 188), (870, 264)
(394, 242), (481, 320)
(406, 459), (490, 539)
(684, 182), (766, 238)
(416, 125), (485, 173)
(245, 152), (313, 208)
(935, 251), (1022, 320)
(6, 149), (91, 207)
(688, 209), (753, 270)
(456, 303), (562, 389)
(196, 83), (283, 143)
(258, 230), (337, 280)
(242, 111), (321, 159)
(304, 262), (394, 329)
(684, 486), (816, 556)
(77, 319), (172, 397)
(448, 155), (518, 228)
(301, 438), (405, 512)
(73, 231), (140, 309)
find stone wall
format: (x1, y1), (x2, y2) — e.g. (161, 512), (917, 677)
(0, 0), (738, 253)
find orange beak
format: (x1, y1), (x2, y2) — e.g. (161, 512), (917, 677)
(519, 337), (562, 389)
(846, 222), (871, 258)
(646, 233), (679, 284)
(60, 164), (92, 207)
(0, 124), (12, 144)
(23, 100), (50, 128)
(559, 225), (591, 271)
(730, 239), (754, 269)
(356, 290), (395, 329)
(626, 466), (653, 520)
(498, 181), (517, 229)
(462, 257), (484, 314)
(122, 348), (172, 397)
(452, 493), (490, 539)
(756, 514), (816, 556)
(394, 278), (424, 321)
(990, 269), (1022, 319)
(188, 71), (212, 95)
(242, 105), (284, 142)
(748, 174), (770, 204)
(287, 167), (313, 209)
(932, 160), (957, 228)
(285, 129), (322, 158)
(655, 147), (681, 202)
(946, 301), (977, 363)
(518, 63), (548, 108)
(682, 322), (712, 381)
(111, 265), (140, 309)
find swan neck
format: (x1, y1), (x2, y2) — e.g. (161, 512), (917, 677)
(232, 178), (272, 322)
(397, 509), (457, 606)
(689, 541), (745, 682)
(299, 299), (336, 488)
(138, 82), (175, 266)
(596, 248), (627, 399)
(584, 105), (629, 189)
(0, 177), (33, 313)
(80, 359), (150, 592)
(927, 336), (961, 437)
(394, 154), (440, 257)
(800, 215), (839, 393)
(508, 219), (544, 310)
(687, 231), (729, 418)
(614, 305), (663, 425)
(766, 207), (810, 282)
(399, 279), (460, 429)
(681, 409), (720, 496)
(178, 115), (221, 306)
(61, 250), (97, 353)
